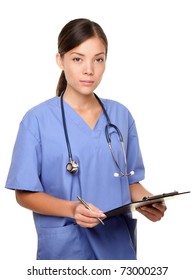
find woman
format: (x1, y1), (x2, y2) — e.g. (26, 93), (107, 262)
(5, 18), (166, 260)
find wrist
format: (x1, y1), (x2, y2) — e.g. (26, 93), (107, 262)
(64, 200), (79, 219)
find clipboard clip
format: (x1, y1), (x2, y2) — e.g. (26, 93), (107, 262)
(142, 191), (179, 201)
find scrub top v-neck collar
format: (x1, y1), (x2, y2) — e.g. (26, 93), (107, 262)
(59, 97), (107, 137)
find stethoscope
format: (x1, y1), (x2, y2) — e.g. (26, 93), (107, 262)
(60, 91), (134, 177)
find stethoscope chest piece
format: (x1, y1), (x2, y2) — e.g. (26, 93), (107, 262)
(66, 160), (79, 174)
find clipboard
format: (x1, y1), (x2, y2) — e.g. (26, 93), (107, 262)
(105, 191), (190, 218)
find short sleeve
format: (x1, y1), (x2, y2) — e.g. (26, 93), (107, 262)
(5, 119), (43, 192)
(127, 120), (145, 185)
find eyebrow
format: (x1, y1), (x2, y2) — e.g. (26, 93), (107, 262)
(70, 52), (106, 56)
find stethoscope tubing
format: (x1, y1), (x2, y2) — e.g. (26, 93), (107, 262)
(60, 91), (134, 177)
(60, 92), (73, 162)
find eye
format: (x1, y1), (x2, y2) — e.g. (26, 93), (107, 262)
(96, 58), (104, 63)
(73, 57), (82, 62)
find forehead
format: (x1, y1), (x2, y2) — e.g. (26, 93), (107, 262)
(69, 36), (106, 55)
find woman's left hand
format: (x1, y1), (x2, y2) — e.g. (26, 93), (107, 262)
(136, 202), (167, 222)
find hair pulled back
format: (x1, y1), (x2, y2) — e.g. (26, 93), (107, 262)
(56, 18), (108, 96)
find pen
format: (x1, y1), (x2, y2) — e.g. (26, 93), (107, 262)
(77, 195), (105, 225)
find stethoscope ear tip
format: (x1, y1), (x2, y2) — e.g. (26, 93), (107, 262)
(114, 170), (135, 177)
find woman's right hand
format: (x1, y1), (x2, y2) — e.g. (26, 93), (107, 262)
(73, 201), (106, 228)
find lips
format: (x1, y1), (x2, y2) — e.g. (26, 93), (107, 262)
(80, 80), (94, 86)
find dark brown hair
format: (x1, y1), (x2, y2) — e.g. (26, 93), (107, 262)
(56, 18), (108, 96)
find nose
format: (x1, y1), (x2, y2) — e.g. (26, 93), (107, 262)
(83, 61), (94, 76)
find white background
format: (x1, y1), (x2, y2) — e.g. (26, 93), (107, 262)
(0, 0), (194, 279)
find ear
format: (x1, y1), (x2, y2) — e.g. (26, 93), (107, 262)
(56, 53), (64, 70)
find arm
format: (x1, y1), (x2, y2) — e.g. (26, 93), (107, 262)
(130, 182), (153, 202)
(129, 183), (167, 222)
(15, 190), (105, 227)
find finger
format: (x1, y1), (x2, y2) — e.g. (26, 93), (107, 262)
(136, 206), (164, 222)
(139, 203), (166, 215)
(75, 206), (106, 226)
(86, 203), (106, 218)
(82, 208), (106, 219)
(136, 207), (160, 222)
(152, 202), (167, 212)
(75, 213), (101, 228)
(78, 203), (106, 219)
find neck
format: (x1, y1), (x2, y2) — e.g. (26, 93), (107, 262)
(63, 89), (97, 110)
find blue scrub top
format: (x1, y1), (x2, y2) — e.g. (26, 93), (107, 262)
(5, 96), (145, 260)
